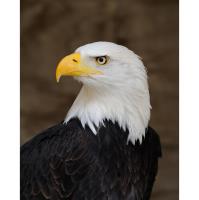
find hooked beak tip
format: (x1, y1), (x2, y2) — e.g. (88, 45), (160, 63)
(56, 75), (60, 83)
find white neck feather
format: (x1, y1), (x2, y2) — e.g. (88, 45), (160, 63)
(64, 77), (151, 144)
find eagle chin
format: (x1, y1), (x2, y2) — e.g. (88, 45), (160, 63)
(21, 42), (161, 200)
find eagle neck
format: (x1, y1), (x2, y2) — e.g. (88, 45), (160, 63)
(65, 83), (151, 144)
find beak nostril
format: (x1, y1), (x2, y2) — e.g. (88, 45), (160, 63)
(72, 59), (78, 63)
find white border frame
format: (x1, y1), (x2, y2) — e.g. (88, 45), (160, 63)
(0, 0), (20, 199)
(180, 0), (199, 199)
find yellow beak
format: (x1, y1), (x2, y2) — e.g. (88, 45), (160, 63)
(56, 53), (103, 82)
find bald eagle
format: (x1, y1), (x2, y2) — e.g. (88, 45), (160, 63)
(21, 42), (161, 200)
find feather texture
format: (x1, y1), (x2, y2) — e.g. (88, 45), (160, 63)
(21, 118), (161, 200)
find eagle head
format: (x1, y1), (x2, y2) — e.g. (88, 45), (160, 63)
(56, 42), (151, 144)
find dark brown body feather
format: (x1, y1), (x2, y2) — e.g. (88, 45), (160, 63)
(21, 118), (161, 200)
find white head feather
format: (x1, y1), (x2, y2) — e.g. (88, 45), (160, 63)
(64, 42), (151, 144)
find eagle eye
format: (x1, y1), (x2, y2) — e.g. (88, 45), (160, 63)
(96, 56), (108, 65)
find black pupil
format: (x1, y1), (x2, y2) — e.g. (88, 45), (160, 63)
(98, 57), (105, 63)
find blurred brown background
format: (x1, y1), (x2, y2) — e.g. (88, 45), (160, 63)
(21, 0), (178, 199)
